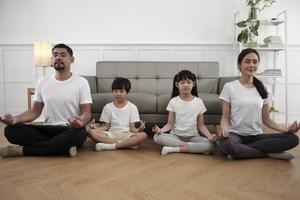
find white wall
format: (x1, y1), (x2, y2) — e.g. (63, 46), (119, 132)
(0, 0), (239, 44)
(0, 0), (300, 123)
(1, 0), (300, 44)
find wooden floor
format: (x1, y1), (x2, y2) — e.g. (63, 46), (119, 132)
(0, 122), (300, 200)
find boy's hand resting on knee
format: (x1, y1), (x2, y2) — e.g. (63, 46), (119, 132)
(152, 125), (162, 134)
(138, 120), (146, 132)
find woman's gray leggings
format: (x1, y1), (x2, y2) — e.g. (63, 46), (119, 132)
(153, 133), (215, 154)
(218, 132), (299, 159)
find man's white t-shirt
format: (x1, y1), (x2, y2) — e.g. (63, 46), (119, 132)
(33, 74), (92, 125)
(100, 101), (140, 131)
(167, 96), (207, 137)
(219, 80), (272, 136)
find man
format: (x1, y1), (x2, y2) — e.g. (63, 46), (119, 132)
(0, 44), (92, 158)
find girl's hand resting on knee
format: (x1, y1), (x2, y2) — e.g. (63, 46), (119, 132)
(152, 125), (162, 134)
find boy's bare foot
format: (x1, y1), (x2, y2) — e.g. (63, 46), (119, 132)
(85, 123), (93, 132)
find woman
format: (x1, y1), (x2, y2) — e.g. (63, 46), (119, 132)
(218, 48), (299, 160)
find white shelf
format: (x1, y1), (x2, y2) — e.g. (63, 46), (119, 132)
(253, 46), (285, 51)
(234, 10), (288, 125)
(256, 75), (283, 78)
(260, 19), (284, 26)
(257, 69), (283, 78)
(244, 19), (284, 26)
(239, 45), (285, 51)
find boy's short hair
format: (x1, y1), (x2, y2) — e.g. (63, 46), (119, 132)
(111, 77), (131, 93)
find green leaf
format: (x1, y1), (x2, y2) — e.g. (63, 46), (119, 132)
(237, 32), (243, 42)
(254, 20), (260, 29)
(237, 21), (248, 28)
(244, 30), (249, 44)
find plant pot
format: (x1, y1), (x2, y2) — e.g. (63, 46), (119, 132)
(249, 7), (259, 20)
(245, 32), (258, 47)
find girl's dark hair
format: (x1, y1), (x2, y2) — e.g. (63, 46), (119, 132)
(111, 77), (131, 93)
(171, 70), (198, 97)
(238, 48), (268, 99)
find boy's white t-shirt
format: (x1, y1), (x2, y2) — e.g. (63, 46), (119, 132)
(167, 96), (207, 137)
(219, 80), (272, 136)
(100, 101), (140, 131)
(33, 74), (92, 125)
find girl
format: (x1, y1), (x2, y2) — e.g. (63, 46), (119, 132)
(218, 48), (299, 160)
(152, 70), (216, 155)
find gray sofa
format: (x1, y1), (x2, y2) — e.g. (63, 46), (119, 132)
(84, 61), (237, 127)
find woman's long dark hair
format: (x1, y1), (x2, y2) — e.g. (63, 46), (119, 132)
(171, 70), (198, 98)
(238, 48), (268, 99)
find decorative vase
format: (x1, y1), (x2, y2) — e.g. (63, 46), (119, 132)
(246, 32), (258, 47)
(249, 7), (259, 20)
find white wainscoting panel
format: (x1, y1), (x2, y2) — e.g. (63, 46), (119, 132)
(103, 49), (136, 61)
(137, 49), (170, 61)
(4, 82), (34, 115)
(0, 84), (4, 116)
(3, 49), (35, 82)
(287, 84), (300, 114)
(72, 49), (102, 76)
(0, 47), (4, 116)
(287, 49), (300, 82)
(273, 83), (300, 123)
(205, 49), (236, 77)
(172, 49), (205, 61)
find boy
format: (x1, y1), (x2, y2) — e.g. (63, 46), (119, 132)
(86, 77), (148, 151)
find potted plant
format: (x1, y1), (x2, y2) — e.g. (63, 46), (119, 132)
(237, 0), (276, 46)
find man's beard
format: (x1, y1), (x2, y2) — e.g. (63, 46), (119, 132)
(54, 63), (65, 71)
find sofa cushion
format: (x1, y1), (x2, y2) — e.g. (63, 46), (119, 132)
(96, 61), (220, 95)
(127, 93), (157, 114)
(91, 93), (115, 114)
(197, 79), (218, 93)
(82, 76), (98, 94)
(198, 93), (222, 115)
(218, 76), (238, 94)
(157, 94), (172, 114)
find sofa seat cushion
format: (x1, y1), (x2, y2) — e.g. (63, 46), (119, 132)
(198, 93), (221, 115)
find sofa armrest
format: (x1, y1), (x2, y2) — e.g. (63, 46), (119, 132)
(217, 76), (238, 94)
(82, 75), (98, 94)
